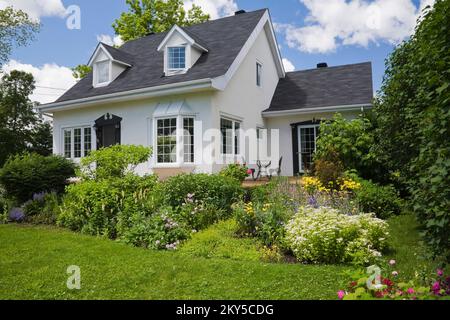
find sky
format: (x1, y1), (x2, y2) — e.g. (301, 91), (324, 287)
(0, 0), (434, 104)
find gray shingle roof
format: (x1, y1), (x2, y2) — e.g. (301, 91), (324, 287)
(265, 62), (373, 112)
(56, 9), (267, 103)
(100, 43), (135, 66)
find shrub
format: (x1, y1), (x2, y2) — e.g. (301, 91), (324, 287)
(162, 174), (243, 212)
(0, 153), (75, 203)
(353, 179), (402, 219)
(285, 206), (389, 265)
(219, 163), (249, 182)
(79, 145), (152, 180)
(58, 174), (158, 238)
(9, 207), (25, 222)
(179, 197), (227, 231)
(23, 192), (60, 225)
(119, 206), (189, 250)
(314, 149), (345, 189)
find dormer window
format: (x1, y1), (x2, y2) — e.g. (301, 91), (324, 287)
(96, 60), (110, 85)
(168, 47), (186, 70)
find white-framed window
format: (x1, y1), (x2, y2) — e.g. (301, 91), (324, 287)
(96, 60), (110, 85)
(256, 62), (262, 87)
(155, 116), (195, 164)
(221, 117), (241, 155)
(63, 126), (92, 159)
(183, 117), (195, 163)
(298, 125), (320, 172)
(168, 46), (186, 70)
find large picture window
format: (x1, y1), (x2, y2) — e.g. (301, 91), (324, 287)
(63, 127), (92, 159)
(221, 117), (241, 155)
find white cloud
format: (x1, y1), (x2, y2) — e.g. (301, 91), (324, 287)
(183, 0), (238, 19)
(96, 34), (124, 47)
(0, 0), (66, 21)
(278, 0), (436, 54)
(2, 60), (76, 104)
(282, 58), (296, 72)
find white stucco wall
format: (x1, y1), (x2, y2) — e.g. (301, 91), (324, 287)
(52, 92), (215, 175)
(265, 111), (362, 176)
(211, 23), (280, 171)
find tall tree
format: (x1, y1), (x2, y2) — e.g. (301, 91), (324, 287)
(113, 0), (210, 41)
(0, 71), (51, 165)
(0, 6), (40, 67)
(374, 0), (450, 261)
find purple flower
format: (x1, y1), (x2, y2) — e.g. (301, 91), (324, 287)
(308, 196), (319, 208)
(432, 281), (440, 294)
(9, 208), (25, 222)
(337, 290), (346, 300)
(437, 269), (444, 277)
(32, 192), (47, 202)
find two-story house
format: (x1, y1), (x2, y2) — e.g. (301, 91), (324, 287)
(38, 9), (373, 178)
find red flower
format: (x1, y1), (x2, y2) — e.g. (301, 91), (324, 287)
(382, 278), (394, 287)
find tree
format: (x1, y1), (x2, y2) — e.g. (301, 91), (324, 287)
(374, 0), (450, 262)
(112, 0), (210, 41)
(0, 70), (51, 166)
(72, 64), (92, 80)
(0, 6), (40, 67)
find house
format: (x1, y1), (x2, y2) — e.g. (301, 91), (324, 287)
(38, 9), (373, 178)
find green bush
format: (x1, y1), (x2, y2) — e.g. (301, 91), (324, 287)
(179, 199), (227, 231)
(162, 174), (243, 212)
(285, 206), (389, 265)
(79, 145), (152, 180)
(119, 206), (189, 250)
(23, 192), (60, 225)
(353, 178), (402, 219)
(219, 163), (249, 182)
(58, 174), (158, 238)
(0, 153), (75, 203)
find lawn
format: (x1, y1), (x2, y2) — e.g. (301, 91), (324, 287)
(0, 214), (435, 300)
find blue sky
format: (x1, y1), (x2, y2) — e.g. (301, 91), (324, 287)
(3, 0), (430, 103)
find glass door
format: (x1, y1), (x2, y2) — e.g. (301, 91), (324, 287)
(298, 125), (319, 173)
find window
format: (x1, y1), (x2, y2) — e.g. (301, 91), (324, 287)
(157, 118), (177, 163)
(183, 118), (194, 163)
(64, 130), (71, 158)
(256, 62), (262, 87)
(168, 47), (186, 70)
(96, 60), (110, 84)
(221, 118), (241, 155)
(298, 125), (320, 172)
(63, 127), (92, 159)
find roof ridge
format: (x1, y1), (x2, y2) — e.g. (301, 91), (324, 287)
(286, 62), (372, 75)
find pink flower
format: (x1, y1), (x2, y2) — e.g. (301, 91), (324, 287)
(247, 169), (253, 175)
(389, 259), (396, 266)
(432, 281), (440, 293)
(437, 269), (444, 277)
(392, 271), (399, 277)
(337, 290), (346, 300)
(407, 288), (415, 294)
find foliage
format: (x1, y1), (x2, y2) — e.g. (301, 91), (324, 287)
(22, 192), (60, 225)
(0, 6), (40, 66)
(340, 262), (450, 300)
(8, 207), (25, 222)
(315, 113), (387, 183)
(0, 153), (75, 203)
(373, 1), (450, 261)
(234, 200), (293, 248)
(119, 206), (189, 250)
(352, 178), (402, 220)
(219, 163), (249, 182)
(314, 156), (344, 190)
(79, 145), (152, 180)
(58, 174), (158, 238)
(161, 173), (243, 212)
(0, 71), (52, 166)
(112, 0), (210, 42)
(285, 206), (389, 265)
(179, 196), (227, 231)
(71, 64), (92, 80)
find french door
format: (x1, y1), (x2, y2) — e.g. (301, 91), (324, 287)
(298, 125), (319, 173)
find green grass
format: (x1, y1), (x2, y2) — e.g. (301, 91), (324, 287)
(0, 214), (435, 300)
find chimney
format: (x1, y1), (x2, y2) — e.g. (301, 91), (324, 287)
(317, 62), (328, 68)
(235, 10), (246, 15)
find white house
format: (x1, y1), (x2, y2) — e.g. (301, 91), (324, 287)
(38, 9), (373, 178)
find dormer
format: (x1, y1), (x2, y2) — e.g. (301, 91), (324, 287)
(88, 43), (133, 88)
(157, 25), (208, 76)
